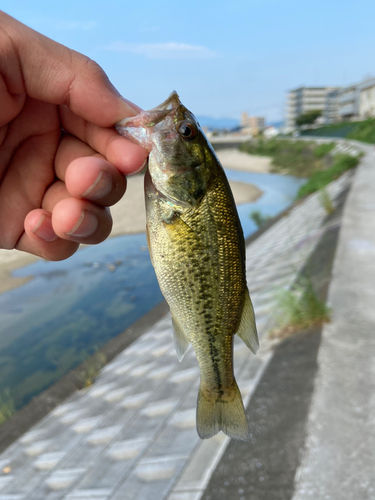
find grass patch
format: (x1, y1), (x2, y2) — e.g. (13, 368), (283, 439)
(313, 142), (335, 158)
(299, 122), (357, 138)
(296, 154), (359, 199)
(0, 389), (15, 426)
(347, 118), (375, 144)
(270, 279), (331, 339)
(300, 118), (375, 143)
(239, 139), (335, 178)
(318, 187), (335, 215)
(249, 210), (271, 228)
(79, 351), (107, 388)
(240, 138), (360, 199)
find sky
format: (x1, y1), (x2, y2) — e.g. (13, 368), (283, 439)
(2, 0), (375, 123)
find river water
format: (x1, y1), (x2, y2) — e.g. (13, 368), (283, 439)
(0, 170), (305, 409)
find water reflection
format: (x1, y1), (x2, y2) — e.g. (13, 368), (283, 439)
(0, 170), (305, 409)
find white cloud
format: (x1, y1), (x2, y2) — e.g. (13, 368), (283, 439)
(102, 42), (218, 60)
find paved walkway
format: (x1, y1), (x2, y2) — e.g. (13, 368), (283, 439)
(292, 142), (375, 499)
(0, 142), (368, 499)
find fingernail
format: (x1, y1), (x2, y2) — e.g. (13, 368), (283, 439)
(127, 158), (148, 177)
(82, 170), (112, 200)
(67, 210), (98, 238)
(32, 214), (58, 242)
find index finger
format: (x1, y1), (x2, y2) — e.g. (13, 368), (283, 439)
(58, 106), (148, 175)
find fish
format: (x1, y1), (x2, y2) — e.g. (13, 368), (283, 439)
(116, 92), (258, 441)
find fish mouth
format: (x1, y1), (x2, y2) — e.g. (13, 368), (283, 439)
(116, 91), (181, 130)
(154, 91), (181, 113)
(116, 91), (182, 150)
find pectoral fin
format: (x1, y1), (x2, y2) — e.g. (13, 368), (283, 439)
(146, 226), (154, 268)
(236, 290), (259, 354)
(171, 314), (190, 361)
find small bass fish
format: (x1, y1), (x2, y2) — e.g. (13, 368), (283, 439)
(117, 92), (258, 441)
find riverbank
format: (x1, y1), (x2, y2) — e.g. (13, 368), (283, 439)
(0, 140), (363, 499)
(0, 149), (269, 295)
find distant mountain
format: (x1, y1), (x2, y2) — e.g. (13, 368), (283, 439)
(196, 116), (239, 130)
(267, 120), (283, 128)
(195, 117), (283, 131)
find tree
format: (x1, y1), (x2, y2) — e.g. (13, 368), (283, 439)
(296, 110), (322, 127)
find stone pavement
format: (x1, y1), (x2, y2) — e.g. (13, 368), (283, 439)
(0, 150), (359, 499)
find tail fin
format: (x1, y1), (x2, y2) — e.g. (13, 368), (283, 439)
(196, 381), (250, 441)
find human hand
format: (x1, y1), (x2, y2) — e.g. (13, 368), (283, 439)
(0, 11), (148, 261)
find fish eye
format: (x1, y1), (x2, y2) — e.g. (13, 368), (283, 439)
(178, 122), (197, 140)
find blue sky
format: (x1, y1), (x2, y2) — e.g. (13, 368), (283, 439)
(3, 1), (375, 122)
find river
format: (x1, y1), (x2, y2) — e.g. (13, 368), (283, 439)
(0, 170), (305, 410)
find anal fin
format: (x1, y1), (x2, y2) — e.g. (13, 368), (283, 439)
(171, 314), (190, 362)
(236, 289), (259, 354)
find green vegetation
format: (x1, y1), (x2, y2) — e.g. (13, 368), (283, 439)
(300, 118), (375, 143)
(0, 389), (15, 426)
(313, 142), (335, 158)
(79, 351), (107, 388)
(300, 121), (357, 138)
(318, 187), (335, 215)
(239, 139), (336, 178)
(249, 210), (271, 228)
(240, 139), (359, 198)
(296, 110), (321, 126)
(271, 279), (331, 339)
(296, 154), (359, 199)
(347, 118), (375, 144)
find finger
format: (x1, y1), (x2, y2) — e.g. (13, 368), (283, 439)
(42, 180), (70, 211)
(54, 136), (128, 205)
(54, 133), (97, 178)
(1, 12), (140, 126)
(58, 108), (148, 175)
(65, 157), (127, 206)
(20, 209), (80, 261)
(51, 198), (113, 244)
(42, 180), (116, 243)
(47, 157), (126, 208)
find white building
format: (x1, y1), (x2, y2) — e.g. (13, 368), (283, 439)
(285, 86), (340, 131)
(323, 89), (340, 124)
(263, 126), (279, 139)
(337, 84), (361, 121)
(359, 78), (375, 119)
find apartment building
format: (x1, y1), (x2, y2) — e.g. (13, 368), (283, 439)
(337, 84), (361, 121)
(359, 78), (375, 119)
(324, 89), (340, 124)
(336, 78), (375, 121)
(285, 86), (340, 131)
(240, 113), (265, 136)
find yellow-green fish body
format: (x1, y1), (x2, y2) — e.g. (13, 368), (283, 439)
(117, 92), (258, 440)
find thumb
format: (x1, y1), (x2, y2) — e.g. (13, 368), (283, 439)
(0, 11), (140, 127)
